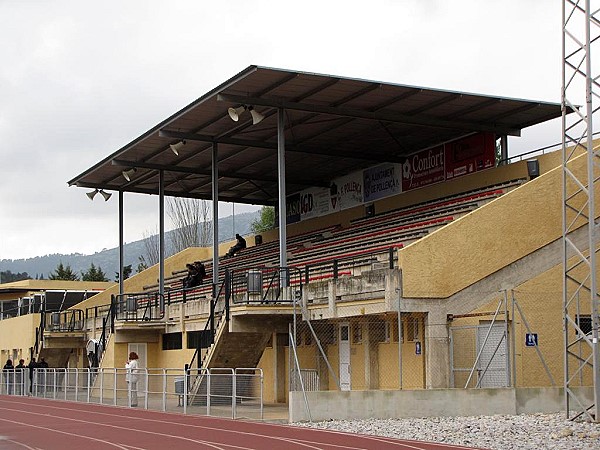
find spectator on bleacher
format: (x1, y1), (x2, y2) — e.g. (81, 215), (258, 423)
(39, 358), (48, 369)
(226, 234), (246, 258)
(183, 263), (199, 289)
(194, 261), (206, 284)
(3, 359), (14, 394)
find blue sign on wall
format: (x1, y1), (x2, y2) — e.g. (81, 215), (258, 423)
(525, 333), (538, 347)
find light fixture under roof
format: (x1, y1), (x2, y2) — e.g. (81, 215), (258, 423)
(227, 105), (264, 125)
(86, 189), (99, 201)
(86, 189), (111, 201)
(122, 168), (137, 182)
(169, 140), (186, 156)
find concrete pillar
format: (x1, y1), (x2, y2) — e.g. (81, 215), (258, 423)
(274, 333), (287, 403)
(425, 309), (450, 388)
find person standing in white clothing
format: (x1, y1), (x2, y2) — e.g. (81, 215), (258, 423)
(125, 352), (139, 407)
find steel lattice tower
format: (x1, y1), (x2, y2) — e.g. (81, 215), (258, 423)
(562, 0), (600, 422)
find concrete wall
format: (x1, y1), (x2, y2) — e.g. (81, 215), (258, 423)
(0, 314), (38, 363)
(289, 387), (594, 422)
(399, 150), (591, 298)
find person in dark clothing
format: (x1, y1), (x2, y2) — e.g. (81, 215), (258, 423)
(194, 261), (206, 284)
(39, 358), (48, 369)
(226, 234), (247, 257)
(27, 358), (38, 393)
(3, 359), (14, 395)
(182, 263), (199, 289)
(15, 359), (25, 395)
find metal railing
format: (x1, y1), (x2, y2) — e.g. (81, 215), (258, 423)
(114, 292), (165, 322)
(1, 367), (263, 420)
(45, 309), (84, 332)
(230, 267), (302, 305)
(187, 270), (231, 376)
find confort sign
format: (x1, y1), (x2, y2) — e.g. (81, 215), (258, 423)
(287, 132), (496, 223)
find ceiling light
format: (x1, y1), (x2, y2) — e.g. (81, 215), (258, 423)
(248, 106), (265, 125)
(99, 189), (112, 201)
(122, 168), (137, 182)
(227, 105), (247, 122)
(169, 140), (186, 156)
(86, 189), (98, 201)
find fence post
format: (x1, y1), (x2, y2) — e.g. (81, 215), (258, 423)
(162, 369), (167, 411)
(232, 369), (236, 419)
(183, 367), (188, 415)
(207, 369), (211, 416)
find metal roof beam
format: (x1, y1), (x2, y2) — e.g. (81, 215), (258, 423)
(159, 130), (277, 150)
(111, 159), (327, 187)
(217, 93), (521, 136)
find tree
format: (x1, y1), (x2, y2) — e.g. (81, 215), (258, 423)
(142, 228), (161, 267)
(167, 197), (212, 253)
(49, 262), (79, 281)
(251, 206), (275, 233)
(114, 264), (133, 282)
(81, 263), (108, 282)
(136, 255), (148, 274)
(0, 270), (30, 283)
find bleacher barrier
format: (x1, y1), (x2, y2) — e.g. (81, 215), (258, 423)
(1, 367), (263, 420)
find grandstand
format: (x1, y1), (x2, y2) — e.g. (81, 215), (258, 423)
(3, 66), (597, 421)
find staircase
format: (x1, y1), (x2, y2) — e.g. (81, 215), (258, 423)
(188, 327), (271, 406)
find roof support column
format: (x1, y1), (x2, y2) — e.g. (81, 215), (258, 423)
(499, 135), (508, 165)
(212, 142), (219, 296)
(159, 170), (165, 309)
(277, 108), (288, 286)
(118, 190), (124, 296)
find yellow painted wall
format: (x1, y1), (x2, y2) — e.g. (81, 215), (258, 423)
(400, 149), (590, 298)
(0, 314), (38, 362)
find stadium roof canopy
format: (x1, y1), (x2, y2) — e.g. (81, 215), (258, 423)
(69, 65), (562, 206)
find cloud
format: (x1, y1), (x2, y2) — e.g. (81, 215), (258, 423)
(0, 0), (565, 259)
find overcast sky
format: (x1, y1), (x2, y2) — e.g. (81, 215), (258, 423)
(0, 0), (561, 260)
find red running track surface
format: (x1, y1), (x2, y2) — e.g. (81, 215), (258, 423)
(0, 396), (486, 450)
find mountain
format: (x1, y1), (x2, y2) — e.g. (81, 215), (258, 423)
(1, 211), (260, 281)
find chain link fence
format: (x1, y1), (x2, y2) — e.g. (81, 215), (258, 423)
(289, 309), (431, 392)
(289, 289), (573, 395)
(450, 290), (561, 389)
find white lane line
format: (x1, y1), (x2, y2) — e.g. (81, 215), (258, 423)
(0, 417), (130, 449)
(5, 439), (38, 449)
(0, 406), (257, 450)
(0, 399), (323, 450)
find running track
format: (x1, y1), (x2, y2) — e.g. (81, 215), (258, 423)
(0, 396), (484, 450)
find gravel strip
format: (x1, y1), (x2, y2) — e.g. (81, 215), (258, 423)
(293, 413), (600, 449)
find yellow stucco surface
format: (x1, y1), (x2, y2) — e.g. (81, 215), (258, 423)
(400, 149), (591, 298)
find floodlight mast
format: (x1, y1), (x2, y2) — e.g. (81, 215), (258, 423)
(562, 0), (600, 422)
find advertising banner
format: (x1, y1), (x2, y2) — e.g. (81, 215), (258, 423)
(299, 186), (331, 221)
(401, 145), (445, 192)
(286, 193), (301, 224)
(335, 172), (364, 210)
(445, 132), (496, 180)
(363, 163), (402, 202)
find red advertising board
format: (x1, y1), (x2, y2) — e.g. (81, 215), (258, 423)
(445, 132), (496, 180)
(402, 132), (496, 192)
(401, 145), (445, 192)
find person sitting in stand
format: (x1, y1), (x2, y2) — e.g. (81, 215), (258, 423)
(194, 261), (206, 284)
(182, 263), (199, 289)
(226, 234), (246, 258)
